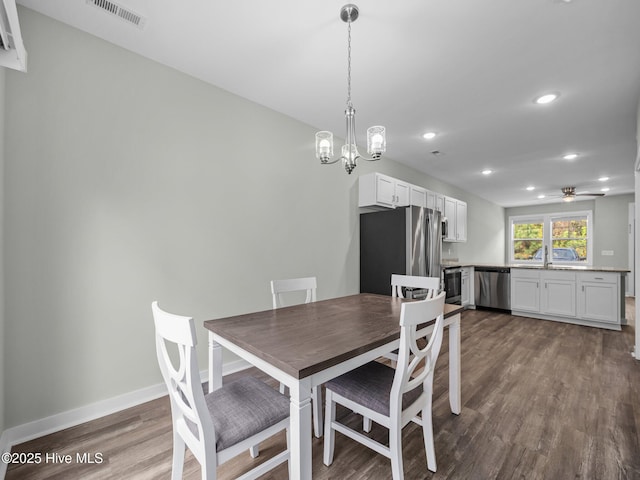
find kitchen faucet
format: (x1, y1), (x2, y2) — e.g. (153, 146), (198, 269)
(543, 245), (552, 268)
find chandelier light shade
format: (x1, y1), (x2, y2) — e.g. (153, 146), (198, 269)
(315, 4), (386, 174)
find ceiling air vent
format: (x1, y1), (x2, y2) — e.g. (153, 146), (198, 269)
(86, 0), (146, 29)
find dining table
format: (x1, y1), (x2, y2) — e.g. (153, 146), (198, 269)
(203, 293), (464, 480)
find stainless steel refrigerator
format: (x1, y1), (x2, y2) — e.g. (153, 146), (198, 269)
(360, 206), (442, 297)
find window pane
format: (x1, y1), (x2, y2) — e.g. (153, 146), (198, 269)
(552, 219), (587, 239)
(552, 240), (587, 261)
(513, 240), (543, 260)
(513, 222), (543, 239)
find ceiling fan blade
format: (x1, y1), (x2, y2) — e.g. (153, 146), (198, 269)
(575, 193), (605, 197)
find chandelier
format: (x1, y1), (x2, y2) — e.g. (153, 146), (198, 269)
(315, 4), (386, 175)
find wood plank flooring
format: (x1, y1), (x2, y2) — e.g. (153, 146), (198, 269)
(6, 299), (640, 479)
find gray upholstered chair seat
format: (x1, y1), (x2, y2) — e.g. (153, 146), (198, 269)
(325, 361), (422, 417)
(204, 377), (290, 451)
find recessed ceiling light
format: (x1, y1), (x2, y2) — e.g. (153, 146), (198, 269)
(535, 93), (559, 104)
(598, 176), (609, 182)
(423, 132), (437, 140)
(481, 169), (492, 175)
(526, 186), (535, 191)
(563, 153), (578, 160)
(537, 194), (546, 199)
(601, 187), (610, 192)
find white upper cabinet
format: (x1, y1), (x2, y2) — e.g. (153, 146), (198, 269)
(410, 185), (427, 208)
(426, 190), (445, 213)
(443, 196), (467, 242)
(358, 173), (410, 209)
(359, 174), (465, 239)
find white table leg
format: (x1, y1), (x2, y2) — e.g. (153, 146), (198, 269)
(448, 314), (461, 414)
(208, 333), (223, 394)
(289, 379), (313, 480)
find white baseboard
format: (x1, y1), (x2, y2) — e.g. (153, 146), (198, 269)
(0, 359), (250, 479)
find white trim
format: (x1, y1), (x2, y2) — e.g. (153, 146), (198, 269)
(0, 359), (250, 479)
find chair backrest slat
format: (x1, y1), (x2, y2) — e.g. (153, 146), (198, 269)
(391, 274), (440, 299)
(271, 276), (317, 309)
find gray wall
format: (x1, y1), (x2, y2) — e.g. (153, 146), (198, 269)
(506, 194), (634, 268)
(0, 66), (5, 434)
(2, 8), (504, 429)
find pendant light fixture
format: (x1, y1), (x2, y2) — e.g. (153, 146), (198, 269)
(315, 4), (386, 174)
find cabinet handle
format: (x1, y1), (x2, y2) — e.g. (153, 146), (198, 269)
(595, 277), (603, 280)
(582, 285), (585, 292)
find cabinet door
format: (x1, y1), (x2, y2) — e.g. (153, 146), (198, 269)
(395, 181), (410, 207)
(443, 196), (457, 241)
(410, 185), (427, 207)
(426, 190), (437, 210)
(541, 279), (576, 317)
(461, 271), (470, 306)
(435, 194), (445, 214)
(511, 276), (540, 312)
(455, 201), (467, 242)
(578, 282), (618, 323)
(375, 174), (395, 207)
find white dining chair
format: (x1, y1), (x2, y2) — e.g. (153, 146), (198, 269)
(323, 292), (446, 479)
(152, 302), (290, 480)
(270, 276), (323, 438)
(271, 276), (317, 309)
(391, 274), (441, 299)
(360, 274), (442, 434)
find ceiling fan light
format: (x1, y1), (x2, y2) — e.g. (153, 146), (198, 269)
(563, 196), (574, 202)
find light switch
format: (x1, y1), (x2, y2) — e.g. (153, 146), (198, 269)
(601, 250), (614, 256)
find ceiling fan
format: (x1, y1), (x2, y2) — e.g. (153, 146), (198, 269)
(559, 186), (605, 202)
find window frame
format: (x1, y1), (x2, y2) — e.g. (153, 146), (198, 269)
(509, 210), (593, 266)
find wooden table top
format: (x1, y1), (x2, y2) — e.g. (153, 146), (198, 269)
(204, 293), (463, 380)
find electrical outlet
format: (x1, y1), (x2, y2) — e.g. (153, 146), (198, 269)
(601, 250), (614, 256)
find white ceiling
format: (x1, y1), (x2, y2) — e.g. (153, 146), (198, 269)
(15, 0), (640, 207)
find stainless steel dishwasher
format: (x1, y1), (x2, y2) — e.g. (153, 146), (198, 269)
(474, 267), (511, 311)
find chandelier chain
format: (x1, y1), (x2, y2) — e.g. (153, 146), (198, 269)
(347, 19), (352, 107)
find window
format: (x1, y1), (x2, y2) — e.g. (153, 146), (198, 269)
(509, 211), (592, 265)
(512, 218), (543, 261)
(550, 215), (588, 261)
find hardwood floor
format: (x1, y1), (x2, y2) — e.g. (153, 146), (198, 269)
(6, 299), (640, 479)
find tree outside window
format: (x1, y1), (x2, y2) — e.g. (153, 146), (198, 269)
(512, 220), (543, 260)
(551, 217), (588, 261)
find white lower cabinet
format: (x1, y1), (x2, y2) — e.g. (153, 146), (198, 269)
(511, 269), (540, 313)
(511, 268), (622, 329)
(540, 271), (576, 317)
(577, 273), (619, 324)
(461, 267), (473, 307)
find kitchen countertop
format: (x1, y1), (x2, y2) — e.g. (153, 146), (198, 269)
(442, 262), (630, 273)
